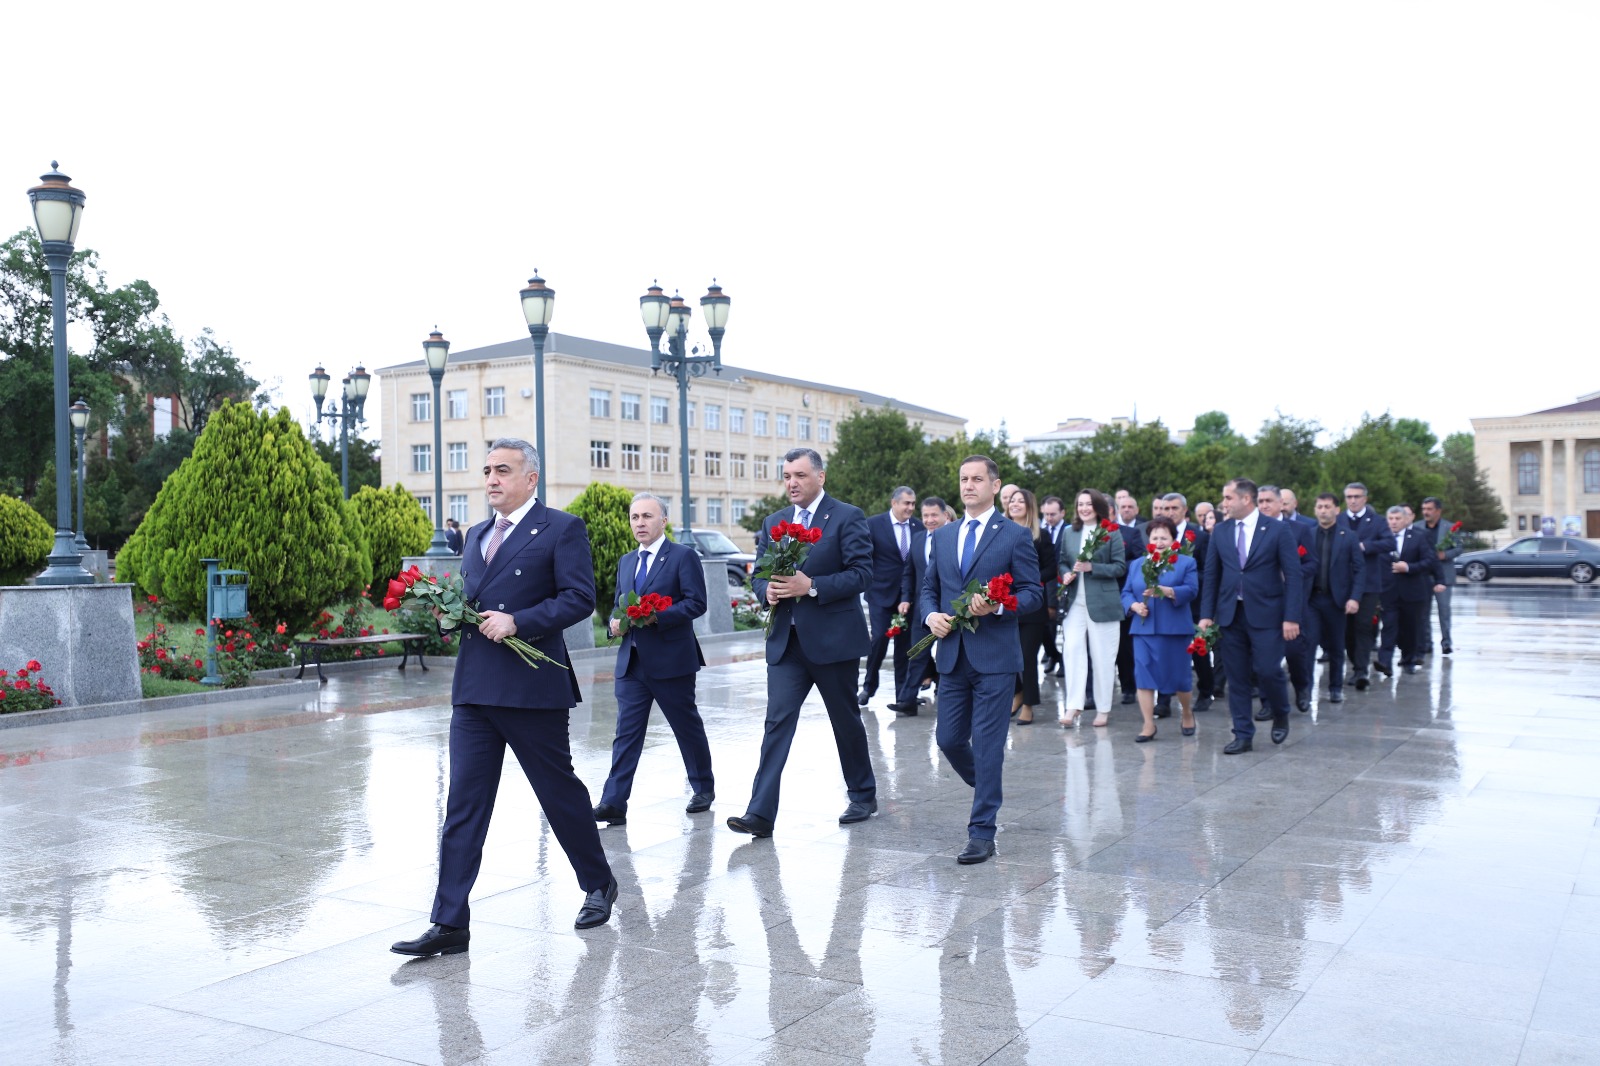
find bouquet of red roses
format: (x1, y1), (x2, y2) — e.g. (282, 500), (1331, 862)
(1141, 543), (1180, 596)
(1177, 528), (1199, 556)
(884, 612), (908, 639)
(1077, 518), (1120, 564)
(1186, 622), (1219, 656)
(908, 573), (1018, 660)
(753, 520), (823, 635)
(1436, 520), (1464, 553)
(383, 565), (564, 670)
(611, 591), (673, 640)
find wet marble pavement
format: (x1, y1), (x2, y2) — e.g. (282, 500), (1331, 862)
(3, 583), (1598, 1065)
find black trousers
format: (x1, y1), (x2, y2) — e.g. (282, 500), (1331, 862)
(1115, 615), (1136, 695)
(1016, 619), (1049, 706)
(1344, 592), (1380, 680)
(1306, 591), (1349, 693)
(861, 601), (908, 698)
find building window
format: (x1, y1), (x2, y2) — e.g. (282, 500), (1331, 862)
(410, 393), (431, 421)
(446, 389), (467, 419)
(730, 452), (747, 479)
(688, 449), (697, 475)
(705, 404), (721, 430)
(651, 445), (670, 473)
(448, 495), (470, 524)
(776, 413), (790, 438)
(704, 450), (722, 477)
(1585, 448), (1600, 494)
(651, 396), (670, 424)
(687, 402), (697, 428)
(484, 387), (505, 417)
(818, 418), (832, 443)
(621, 443), (641, 471)
(754, 455), (770, 481)
(798, 416), (811, 441)
(447, 442), (469, 471)
(411, 444), (432, 473)
(1517, 452), (1540, 495)
(620, 393), (641, 421)
(590, 440), (611, 469)
(730, 407), (745, 433)
(416, 494), (433, 522)
(686, 497), (697, 523)
(731, 499), (747, 523)
(754, 410), (769, 436)
(706, 497), (723, 525)
(589, 389), (611, 418)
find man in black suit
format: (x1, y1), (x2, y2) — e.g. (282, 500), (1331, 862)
(1039, 495), (1067, 676)
(728, 448), (878, 838)
(443, 518), (464, 555)
(893, 496), (950, 715)
(1306, 493), (1365, 703)
(1382, 505), (1445, 673)
(1111, 489), (1146, 705)
(1337, 482), (1395, 691)
(1416, 496), (1463, 654)
(592, 492), (714, 825)
(1257, 486), (1318, 714)
(392, 438), (614, 958)
(859, 486), (918, 711)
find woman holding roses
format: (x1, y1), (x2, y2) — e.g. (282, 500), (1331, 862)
(1005, 488), (1058, 725)
(1120, 517), (1200, 740)
(1057, 489), (1126, 728)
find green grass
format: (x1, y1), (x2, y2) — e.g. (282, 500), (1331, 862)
(141, 676), (211, 698)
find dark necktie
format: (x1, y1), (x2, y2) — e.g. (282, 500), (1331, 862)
(1317, 527), (1332, 593)
(1236, 521), (1247, 600)
(485, 517), (512, 565)
(960, 519), (980, 577)
(897, 521), (909, 560)
(634, 549), (651, 592)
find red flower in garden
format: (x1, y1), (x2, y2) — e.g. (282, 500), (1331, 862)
(275, 623), (288, 635)
(15, 669), (27, 680)
(195, 628), (205, 636)
(26, 660), (41, 672)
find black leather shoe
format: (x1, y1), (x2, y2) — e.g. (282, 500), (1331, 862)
(1154, 696), (1172, 719)
(1296, 692), (1312, 713)
(1375, 663), (1393, 678)
(1271, 722), (1289, 745)
(1223, 737), (1253, 755)
(1441, 642), (1452, 655)
(894, 702), (919, 716)
(1353, 676), (1370, 691)
(1328, 690), (1345, 703)
(726, 813), (774, 837)
(857, 687), (871, 706)
(1120, 691), (1137, 705)
(592, 802), (627, 825)
(839, 799), (878, 824)
(575, 877), (618, 929)
(956, 838), (995, 864)
(1404, 664), (1422, 675)
(685, 792), (713, 813)
(1193, 695), (1213, 713)
(391, 924), (469, 956)
(1254, 706), (1273, 722)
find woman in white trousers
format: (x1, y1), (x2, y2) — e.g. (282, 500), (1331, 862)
(1057, 489), (1128, 727)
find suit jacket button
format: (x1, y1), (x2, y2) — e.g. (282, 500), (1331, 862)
(498, 604), (505, 610)
(515, 569), (521, 576)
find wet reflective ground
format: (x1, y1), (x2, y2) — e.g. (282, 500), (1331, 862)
(3, 584), (1598, 1064)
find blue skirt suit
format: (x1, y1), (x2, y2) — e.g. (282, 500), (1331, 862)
(1120, 553), (1200, 693)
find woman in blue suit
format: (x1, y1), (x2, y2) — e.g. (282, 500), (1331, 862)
(1121, 517), (1199, 741)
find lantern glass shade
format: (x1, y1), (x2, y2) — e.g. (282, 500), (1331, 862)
(309, 367), (331, 400)
(667, 303), (691, 336)
(639, 286), (670, 331)
(700, 283), (731, 330)
(69, 400), (90, 431)
(423, 332), (450, 373)
(520, 276), (555, 327)
(28, 166), (86, 245)
(349, 367), (372, 399)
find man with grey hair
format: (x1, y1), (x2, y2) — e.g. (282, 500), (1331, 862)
(861, 485), (919, 711)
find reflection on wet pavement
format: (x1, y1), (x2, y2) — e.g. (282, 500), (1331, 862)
(3, 584), (1598, 1063)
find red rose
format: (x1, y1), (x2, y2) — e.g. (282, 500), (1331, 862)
(0, 670), (6, 678)
(15, 669), (27, 680)
(1450, 521), (1463, 532)
(383, 596), (402, 611)
(26, 659), (42, 672)
(14, 680), (28, 690)
(275, 623), (288, 635)
(1185, 530), (1196, 542)
(387, 578), (408, 602)
(1297, 545), (1307, 557)
(156, 649), (168, 661)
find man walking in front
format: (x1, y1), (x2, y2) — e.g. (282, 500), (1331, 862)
(1199, 478), (1303, 754)
(1416, 496), (1463, 654)
(921, 455), (1043, 863)
(592, 492), (714, 826)
(860, 486), (919, 711)
(728, 447), (878, 838)
(391, 438), (615, 957)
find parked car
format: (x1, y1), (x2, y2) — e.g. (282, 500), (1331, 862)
(684, 529), (757, 588)
(1456, 536), (1600, 584)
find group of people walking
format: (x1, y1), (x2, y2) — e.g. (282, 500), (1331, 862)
(390, 437), (1460, 958)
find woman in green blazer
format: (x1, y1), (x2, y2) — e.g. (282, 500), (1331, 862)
(1057, 489), (1127, 727)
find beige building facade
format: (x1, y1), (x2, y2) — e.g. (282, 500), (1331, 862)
(1471, 390), (1600, 541)
(374, 333), (965, 548)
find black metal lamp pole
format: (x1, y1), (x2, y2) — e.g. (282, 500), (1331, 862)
(519, 273), (555, 484)
(70, 398), (90, 551)
(27, 164), (92, 585)
(309, 365), (369, 498)
(640, 282), (730, 543)
(422, 329), (452, 555)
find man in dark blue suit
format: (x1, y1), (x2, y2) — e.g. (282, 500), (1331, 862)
(727, 447), (878, 838)
(892, 496), (950, 715)
(1306, 493), (1365, 703)
(1381, 505), (1446, 674)
(921, 456), (1043, 863)
(444, 518), (464, 555)
(1198, 478), (1304, 754)
(1337, 482), (1395, 691)
(1258, 486), (1318, 714)
(392, 439), (614, 958)
(859, 486), (919, 711)
(1111, 490), (1147, 704)
(592, 492), (713, 825)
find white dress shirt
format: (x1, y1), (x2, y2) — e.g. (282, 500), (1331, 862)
(481, 496), (538, 559)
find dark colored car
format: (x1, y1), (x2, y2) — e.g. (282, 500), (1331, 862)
(1456, 536), (1600, 584)
(684, 529), (757, 588)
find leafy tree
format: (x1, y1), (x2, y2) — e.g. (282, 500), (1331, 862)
(822, 407), (951, 512)
(309, 426), (382, 496)
(739, 493), (791, 533)
(0, 494), (53, 584)
(175, 329), (261, 432)
(1439, 432), (1507, 532)
(351, 484), (433, 601)
(1244, 413), (1323, 492)
(116, 402), (370, 633)
(1320, 414), (1446, 510)
(1184, 411), (1248, 457)
(566, 481), (635, 618)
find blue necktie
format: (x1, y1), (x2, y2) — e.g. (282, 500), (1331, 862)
(634, 549), (650, 592)
(1236, 521), (1247, 601)
(797, 508), (811, 528)
(960, 519), (980, 578)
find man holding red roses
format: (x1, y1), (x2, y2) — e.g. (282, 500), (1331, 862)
(1417, 496), (1463, 655)
(919, 455), (1043, 864)
(592, 492), (714, 826)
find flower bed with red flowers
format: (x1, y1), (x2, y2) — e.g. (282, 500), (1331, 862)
(0, 660), (61, 714)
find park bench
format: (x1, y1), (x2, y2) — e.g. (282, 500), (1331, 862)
(294, 633), (431, 682)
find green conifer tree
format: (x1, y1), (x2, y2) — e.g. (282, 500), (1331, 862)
(566, 482), (635, 617)
(351, 484), (433, 601)
(0, 495), (54, 585)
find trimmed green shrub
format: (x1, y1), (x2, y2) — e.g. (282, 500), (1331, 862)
(566, 482), (635, 617)
(0, 495), (54, 585)
(115, 402), (371, 634)
(351, 483), (432, 603)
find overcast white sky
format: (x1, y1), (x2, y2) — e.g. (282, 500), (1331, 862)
(7, 2), (1597, 448)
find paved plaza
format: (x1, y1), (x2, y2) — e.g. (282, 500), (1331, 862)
(3, 584), (1599, 1065)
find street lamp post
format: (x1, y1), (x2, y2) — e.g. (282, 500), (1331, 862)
(27, 163), (92, 585)
(309, 364), (370, 498)
(422, 329), (452, 555)
(519, 272), (555, 480)
(640, 282), (730, 544)
(70, 399), (90, 551)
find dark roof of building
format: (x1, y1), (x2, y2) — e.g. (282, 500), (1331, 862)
(1531, 392), (1600, 415)
(375, 332), (964, 423)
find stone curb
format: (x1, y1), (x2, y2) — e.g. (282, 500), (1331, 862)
(0, 677), (325, 731)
